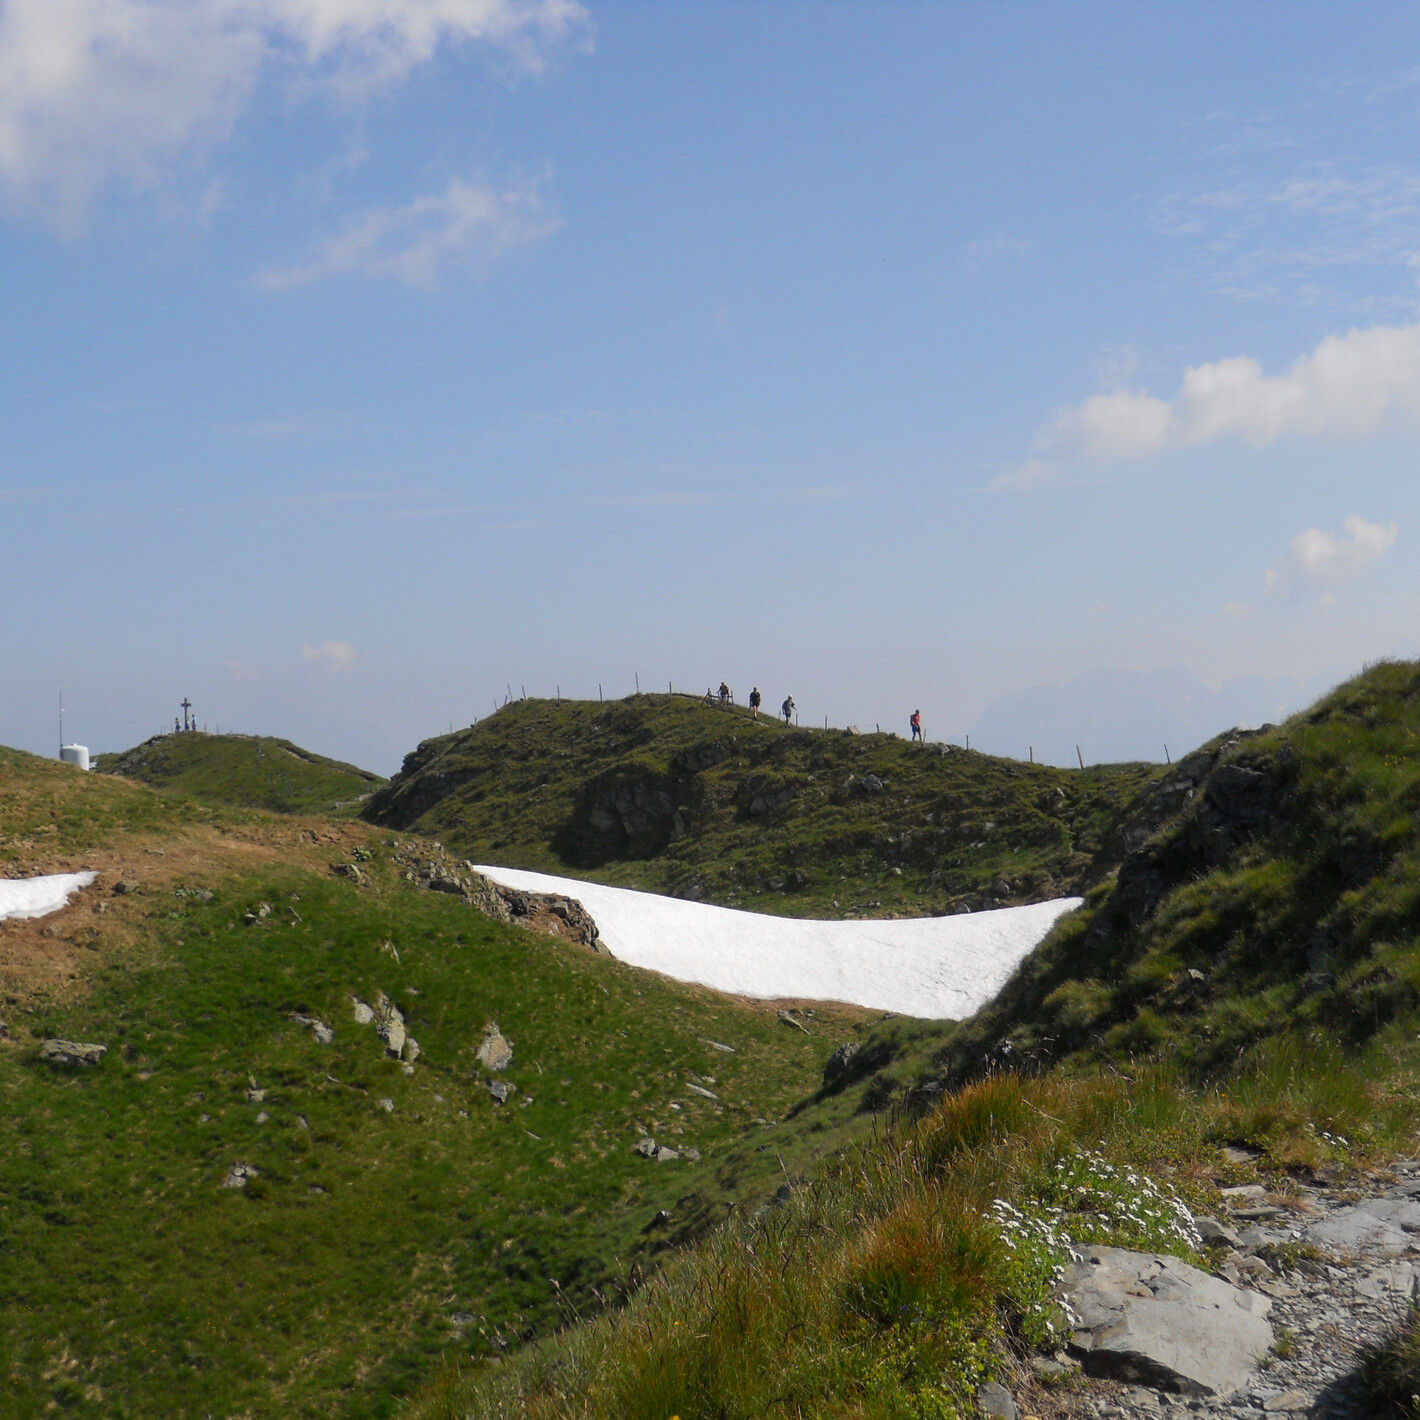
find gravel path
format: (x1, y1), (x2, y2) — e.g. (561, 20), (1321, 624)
(1049, 1160), (1420, 1420)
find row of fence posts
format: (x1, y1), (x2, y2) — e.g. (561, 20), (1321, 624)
(461, 680), (1172, 770)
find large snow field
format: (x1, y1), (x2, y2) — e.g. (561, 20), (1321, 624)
(473, 864), (1081, 1019)
(0, 872), (99, 922)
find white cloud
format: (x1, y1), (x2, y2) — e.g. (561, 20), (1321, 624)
(256, 172), (557, 287)
(0, 0), (590, 229)
(986, 459), (1056, 494)
(301, 639), (355, 670)
(1046, 322), (1420, 461)
(1268, 515), (1397, 598)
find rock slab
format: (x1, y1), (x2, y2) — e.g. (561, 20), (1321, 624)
(40, 1039), (107, 1067)
(1059, 1245), (1273, 1397)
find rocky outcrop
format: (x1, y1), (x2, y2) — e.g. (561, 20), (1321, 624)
(1059, 1245), (1273, 1396)
(40, 1039), (106, 1067)
(558, 768), (690, 863)
(393, 842), (603, 951)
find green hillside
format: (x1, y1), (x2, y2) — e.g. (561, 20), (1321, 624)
(95, 731), (385, 815)
(364, 695), (1164, 918)
(941, 659), (1420, 1084)
(408, 663), (1420, 1420)
(0, 748), (928, 1419)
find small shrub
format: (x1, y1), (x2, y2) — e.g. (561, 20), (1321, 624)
(1359, 1303), (1420, 1419)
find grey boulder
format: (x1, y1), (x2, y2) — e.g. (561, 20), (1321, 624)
(40, 1039), (107, 1067)
(1059, 1245), (1273, 1397)
(476, 1022), (513, 1072)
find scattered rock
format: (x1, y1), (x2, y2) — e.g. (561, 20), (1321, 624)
(777, 1010), (809, 1033)
(685, 1081), (719, 1100)
(255, 1110), (270, 1124)
(476, 1022), (513, 1072)
(861, 774), (884, 794)
(976, 1381), (1018, 1419)
(112, 880), (140, 895)
(486, 1080), (515, 1105)
(332, 863), (363, 883)
(223, 1162), (258, 1188)
(403, 1037), (421, 1064)
(655, 1145), (680, 1162)
(682, 1147), (702, 1163)
(1059, 1244), (1273, 1396)
(246, 1088), (266, 1102)
(377, 1098), (394, 1113)
(701, 1038), (736, 1053)
(823, 1040), (861, 1086)
(291, 1013), (334, 1046)
(40, 1039), (106, 1067)
(373, 993), (406, 1057)
(1191, 1214), (1243, 1248)
(351, 997), (375, 1025)
(634, 1136), (658, 1158)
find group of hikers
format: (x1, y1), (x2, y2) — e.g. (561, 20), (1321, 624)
(707, 682), (795, 724)
(705, 682), (925, 742)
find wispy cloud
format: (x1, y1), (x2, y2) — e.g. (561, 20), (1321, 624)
(961, 234), (1032, 277)
(0, 0), (590, 230)
(1267, 515), (1398, 598)
(986, 459), (1056, 494)
(301, 639), (355, 671)
(213, 411), (364, 439)
(1045, 321), (1420, 461)
(255, 174), (559, 288)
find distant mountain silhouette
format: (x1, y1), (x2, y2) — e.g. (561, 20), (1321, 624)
(968, 664), (1343, 766)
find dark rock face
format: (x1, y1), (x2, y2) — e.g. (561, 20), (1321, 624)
(1085, 734), (1297, 947)
(364, 739), (477, 829)
(557, 770), (691, 865)
(674, 741), (729, 773)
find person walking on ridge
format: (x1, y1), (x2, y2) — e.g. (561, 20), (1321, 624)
(749, 686), (762, 720)
(718, 681), (731, 709)
(781, 694), (795, 727)
(910, 709), (922, 742)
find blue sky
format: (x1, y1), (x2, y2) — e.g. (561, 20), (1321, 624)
(3, 1), (1419, 774)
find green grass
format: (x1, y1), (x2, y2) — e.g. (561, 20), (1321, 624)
(364, 695), (1163, 918)
(94, 731), (385, 815)
(0, 750), (890, 1418)
(941, 660), (1420, 1085)
(408, 1060), (1420, 1420)
(400, 660), (1420, 1419)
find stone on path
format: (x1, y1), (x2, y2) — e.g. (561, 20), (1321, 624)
(1305, 1195), (1420, 1255)
(975, 1381), (1018, 1419)
(1058, 1245), (1273, 1397)
(40, 1039), (106, 1067)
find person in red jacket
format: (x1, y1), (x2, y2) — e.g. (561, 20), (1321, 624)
(910, 709), (922, 742)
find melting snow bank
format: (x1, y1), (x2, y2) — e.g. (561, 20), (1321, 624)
(472, 865), (1081, 1019)
(0, 872), (99, 922)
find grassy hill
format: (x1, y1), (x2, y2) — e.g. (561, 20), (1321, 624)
(363, 695), (1166, 918)
(0, 747), (943, 1418)
(94, 731), (385, 815)
(940, 659), (1420, 1085)
(405, 663), (1420, 1420)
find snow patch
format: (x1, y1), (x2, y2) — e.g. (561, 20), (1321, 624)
(0, 872), (99, 922)
(472, 865), (1080, 1019)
